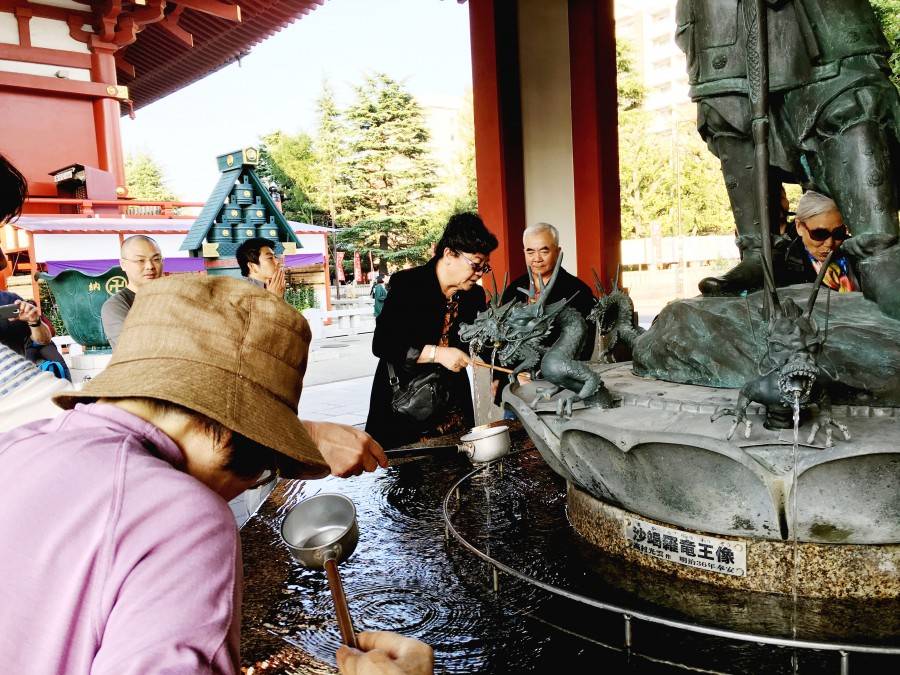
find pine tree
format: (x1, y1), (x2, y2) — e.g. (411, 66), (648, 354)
(125, 153), (177, 201)
(257, 131), (324, 224)
(339, 74), (438, 270)
(312, 82), (352, 285)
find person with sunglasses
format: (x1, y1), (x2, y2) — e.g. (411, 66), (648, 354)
(778, 191), (859, 293)
(365, 212), (498, 449)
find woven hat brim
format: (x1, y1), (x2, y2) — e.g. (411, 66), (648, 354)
(53, 357), (328, 478)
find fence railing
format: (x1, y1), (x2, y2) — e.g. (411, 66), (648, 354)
(24, 197), (204, 218)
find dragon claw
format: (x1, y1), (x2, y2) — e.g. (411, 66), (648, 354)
(806, 417), (850, 447)
(712, 408), (752, 441)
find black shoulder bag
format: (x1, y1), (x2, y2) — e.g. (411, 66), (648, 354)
(387, 362), (449, 423)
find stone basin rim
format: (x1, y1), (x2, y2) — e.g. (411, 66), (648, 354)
(441, 458), (900, 657)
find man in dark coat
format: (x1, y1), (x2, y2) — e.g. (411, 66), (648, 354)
(492, 222), (595, 404)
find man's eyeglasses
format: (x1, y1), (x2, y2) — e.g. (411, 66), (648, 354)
(459, 252), (491, 275)
(804, 225), (849, 242)
(123, 256), (163, 265)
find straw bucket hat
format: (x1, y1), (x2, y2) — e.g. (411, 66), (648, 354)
(54, 275), (326, 477)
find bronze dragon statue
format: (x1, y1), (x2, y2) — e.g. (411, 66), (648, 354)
(711, 250), (850, 447)
(589, 253), (851, 447)
(459, 254), (614, 417)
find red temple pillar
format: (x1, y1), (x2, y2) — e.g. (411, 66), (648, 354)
(90, 43), (127, 194)
(568, 0), (621, 287)
(468, 0), (527, 292)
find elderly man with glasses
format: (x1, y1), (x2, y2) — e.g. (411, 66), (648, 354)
(491, 222), (596, 403)
(778, 191), (859, 293)
(101, 235), (164, 349)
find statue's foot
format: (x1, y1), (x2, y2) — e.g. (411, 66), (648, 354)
(699, 252), (764, 297)
(583, 386), (617, 409)
(530, 385), (561, 408)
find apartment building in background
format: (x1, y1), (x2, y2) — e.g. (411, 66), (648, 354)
(615, 0), (695, 133)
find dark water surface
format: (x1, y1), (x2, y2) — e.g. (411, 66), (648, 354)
(240, 436), (900, 674)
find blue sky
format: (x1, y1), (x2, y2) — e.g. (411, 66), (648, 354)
(121, 0), (472, 200)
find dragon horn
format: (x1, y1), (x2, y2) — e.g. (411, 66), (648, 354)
(536, 271), (546, 316)
(806, 248), (836, 318)
(592, 268), (605, 296)
(537, 251), (563, 312)
(490, 270), (501, 308)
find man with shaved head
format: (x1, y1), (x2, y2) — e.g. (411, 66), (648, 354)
(101, 235), (163, 349)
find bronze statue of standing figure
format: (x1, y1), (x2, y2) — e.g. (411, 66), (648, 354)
(676, 0), (900, 319)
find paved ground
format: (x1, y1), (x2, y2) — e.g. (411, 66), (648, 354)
(299, 332), (378, 426)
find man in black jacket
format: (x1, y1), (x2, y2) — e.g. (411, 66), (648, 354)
(492, 222), (595, 403)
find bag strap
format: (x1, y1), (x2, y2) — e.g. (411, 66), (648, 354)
(386, 362), (401, 394)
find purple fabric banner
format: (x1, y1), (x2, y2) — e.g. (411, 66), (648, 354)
(283, 253), (324, 268)
(45, 253), (323, 277)
(45, 258), (205, 276)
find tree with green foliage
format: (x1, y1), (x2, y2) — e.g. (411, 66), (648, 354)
(872, 0), (900, 88)
(312, 81), (349, 229)
(124, 153), (177, 201)
(616, 40), (645, 111)
(257, 131), (324, 224)
(616, 37), (731, 239)
(338, 74), (438, 271)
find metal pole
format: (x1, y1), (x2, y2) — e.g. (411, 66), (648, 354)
(746, 0), (777, 312)
(624, 614), (633, 649)
(332, 226), (342, 300)
(839, 651), (849, 675)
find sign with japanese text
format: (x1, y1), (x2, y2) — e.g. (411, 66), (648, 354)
(623, 517), (747, 577)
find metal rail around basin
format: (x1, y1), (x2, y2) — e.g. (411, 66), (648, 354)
(441, 455), (900, 674)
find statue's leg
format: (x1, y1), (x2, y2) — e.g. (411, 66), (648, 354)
(696, 98), (778, 296)
(815, 86), (899, 245)
(813, 84), (900, 317)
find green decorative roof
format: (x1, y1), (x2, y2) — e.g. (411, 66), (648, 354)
(180, 147), (302, 257)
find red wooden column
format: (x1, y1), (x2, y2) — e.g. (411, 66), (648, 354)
(468, 0), (527, 291)
(90, 43), (127, 194)
(568, 0), (621, 287)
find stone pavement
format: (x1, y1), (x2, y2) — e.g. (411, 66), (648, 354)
(299, 375), (374, 427)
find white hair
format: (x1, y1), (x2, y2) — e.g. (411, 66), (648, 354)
(795, 191), (840, 223)
(522, 222), (559, 246)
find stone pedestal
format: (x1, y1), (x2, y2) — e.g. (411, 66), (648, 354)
(504, 364), (900, 597)
(568, 484), (900, 599)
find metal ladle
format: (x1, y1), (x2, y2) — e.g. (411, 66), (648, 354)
(280, 493), (359, 648)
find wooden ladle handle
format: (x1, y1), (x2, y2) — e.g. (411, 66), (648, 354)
(324, 557), (357, 648)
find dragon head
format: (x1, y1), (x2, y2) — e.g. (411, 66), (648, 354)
(765, 297), (825, 406)
(458, 255), (572, 367)
(761, 250), (835, 408)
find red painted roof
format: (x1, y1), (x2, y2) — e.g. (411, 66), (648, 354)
(122, 1), (328, 111)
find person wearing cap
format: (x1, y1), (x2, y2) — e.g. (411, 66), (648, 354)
(0, 275), (391, 673)
(237, 236), (286, 298)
